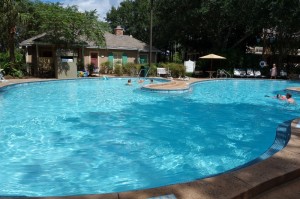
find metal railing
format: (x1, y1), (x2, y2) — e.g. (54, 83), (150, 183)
(137, 69), (145, 77)
(0, 69), (4, 80)
(137, 68), (151, 78)
(0, 69), (7, 82)
(216, 69), (232, 78)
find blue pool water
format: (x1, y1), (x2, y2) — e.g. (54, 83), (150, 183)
(0, 78), (299, 196)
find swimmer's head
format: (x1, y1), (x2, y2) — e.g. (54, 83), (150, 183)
(286, 93), (292, 99)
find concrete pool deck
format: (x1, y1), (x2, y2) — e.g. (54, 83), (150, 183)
(1, 77), (300, 199)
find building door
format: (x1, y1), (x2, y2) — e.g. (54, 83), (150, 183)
(91, 53), (98, 67)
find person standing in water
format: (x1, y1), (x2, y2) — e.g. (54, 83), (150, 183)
(270, 63), (277, 79)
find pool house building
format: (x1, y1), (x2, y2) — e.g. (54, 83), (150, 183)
(20, 26), (160, 79)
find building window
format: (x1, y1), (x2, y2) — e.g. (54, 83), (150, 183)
(139, 55), (148, 64)
(113, 52), (122, 66)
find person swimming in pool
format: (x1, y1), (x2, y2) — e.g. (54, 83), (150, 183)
(277, 93), (296, 104)
(126, 79), (132, 85)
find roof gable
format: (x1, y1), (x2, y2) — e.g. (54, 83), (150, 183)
(20, 32), (160, 52)
(103, 32), (159, 52)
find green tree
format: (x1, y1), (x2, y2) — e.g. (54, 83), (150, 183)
(32, 2), (109, 46)
(106, 0), (300, 67)
(106, 0), (150, 43)
(268, 0), (300, 66)
(0, 0), (31, 62)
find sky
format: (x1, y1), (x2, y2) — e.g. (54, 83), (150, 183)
(41, 0), (124, 21)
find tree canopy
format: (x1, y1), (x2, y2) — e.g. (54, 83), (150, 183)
(0, 0), (299, 69)
(0, 0), (110, 63)
(106, 0), (300, 64)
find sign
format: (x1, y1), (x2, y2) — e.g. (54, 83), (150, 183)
(184, 60), (195, 73)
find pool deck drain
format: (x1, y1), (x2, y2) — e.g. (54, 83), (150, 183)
(1, 77), (300, 199)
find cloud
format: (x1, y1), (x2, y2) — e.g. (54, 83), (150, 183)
(60, 0), (123, 20)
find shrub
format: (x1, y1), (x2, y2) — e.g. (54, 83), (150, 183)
(123, 62), (140, 76)
(147, 64), (158, 77)
(77, 59), (84, 71)
(0, 51), (27, 78)
(158, 62), (185, 77)
(87, 63), (95, 76)
(100, 61), (110, 74)
(114, 64), (123, 76)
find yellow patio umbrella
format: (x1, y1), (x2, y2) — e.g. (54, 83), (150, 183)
(199, 53), (226, 71)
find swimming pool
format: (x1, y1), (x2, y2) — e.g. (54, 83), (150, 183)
(0, 78), (299, 196)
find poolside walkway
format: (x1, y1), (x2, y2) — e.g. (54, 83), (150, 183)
(1, 77), (300, 199)
(0, 78), (55, 87)
(144, 77), (208, 90)
(254, 177), (300, 199)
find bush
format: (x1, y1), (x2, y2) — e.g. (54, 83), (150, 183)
(185, 72), (193, 77)
(77, 59), (84, 71)
(123, 62), (140, 76)
(0, 51), (27, 78)
(100, 61), (110, 74)
(87, 63), (95, 76)
(158, 62), (185, 77)
(147, 64), (157, 77)
(114, 64), (123, 76)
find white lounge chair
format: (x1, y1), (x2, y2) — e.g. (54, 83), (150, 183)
(178, 76), (190, 81)
(157, 67), (171, 77)
(233, 68), (246, 78)
(246, 69), (255, 78)
(157, 68), (167, 76)
(254, 70), (262, 78)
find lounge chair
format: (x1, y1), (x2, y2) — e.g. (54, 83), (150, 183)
(254, 70), (262, 78)
(157, 67), (171, 77)
(233, 68), (246, 78)
(178, 76), (190, 81)
(194, 70), (203, 77)
(246, 69), (255, 78)
(157, 67), (167, 77)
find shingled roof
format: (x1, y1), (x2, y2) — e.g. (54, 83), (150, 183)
(106, 32), (159, 52)
(19, 33), (47, 46)
(20, 32), (160, 52)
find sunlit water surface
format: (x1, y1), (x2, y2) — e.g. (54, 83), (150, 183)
(0, 78), (299, 196)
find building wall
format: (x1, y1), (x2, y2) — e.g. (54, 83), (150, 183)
(24, 45), (159, 78)
(55, 49), (78, 79)
(83, 49), (157, 69)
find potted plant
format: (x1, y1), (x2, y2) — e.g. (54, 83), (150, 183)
(87, 63), (95, 76)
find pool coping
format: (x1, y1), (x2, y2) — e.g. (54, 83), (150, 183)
(1, 78), (300, 199)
